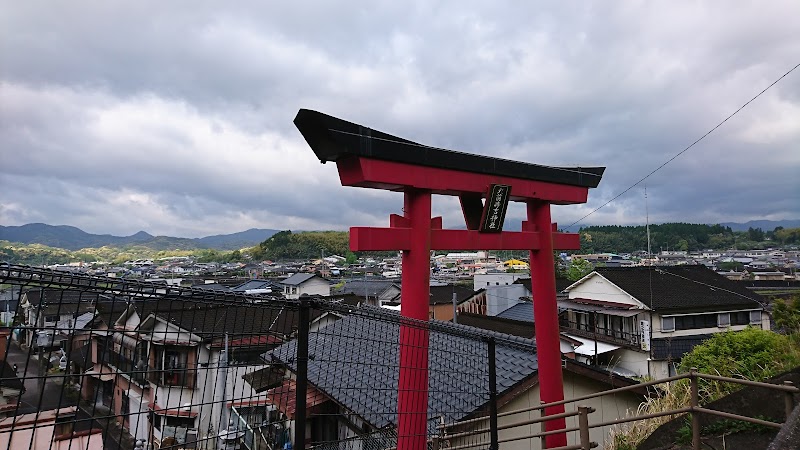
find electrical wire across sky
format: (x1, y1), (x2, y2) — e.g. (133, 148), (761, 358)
(566, 62), (800, 229)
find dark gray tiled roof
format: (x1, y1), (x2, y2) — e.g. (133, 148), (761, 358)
(281, 273), (317, 286)
(592, 266), (765, 312)
(335, 280), (397, 297)
(266, 311), (538, 429)
(428, 285), (475, 305)
(22, 288), (102, 305)
(496, 303), (535, 323)
(456, 312), (535, 339)
(190, 283), (231, 292)
(232, 279), (281, 292)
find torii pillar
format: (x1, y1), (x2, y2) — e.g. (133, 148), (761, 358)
(294, 109), (605, 449)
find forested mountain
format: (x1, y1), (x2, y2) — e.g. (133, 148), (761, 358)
(249, 230), (351, 260)
(577, 223), (798, 254)
(0, 223), (279, 251)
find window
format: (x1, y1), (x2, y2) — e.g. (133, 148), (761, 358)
(121, 393), (130, 416)
(717, 313), (730, 328)
(674, 314), (717, 330)
(44, 315), (59, 323)
(54, 414), (76, 437)
(661, 316), (675, 332)
(166, 416), (196, 429)
(151, 345), (194, 388)
(730, 311), (750, 326)
(749, 310), (762, 325)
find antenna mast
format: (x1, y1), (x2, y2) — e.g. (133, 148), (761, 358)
(645, 186), (652, 266)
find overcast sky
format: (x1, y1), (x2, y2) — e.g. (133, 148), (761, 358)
(1, 1), (798, 238)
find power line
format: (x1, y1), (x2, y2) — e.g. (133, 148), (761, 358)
(567, 62), (800, 228)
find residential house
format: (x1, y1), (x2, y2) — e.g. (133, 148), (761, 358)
(560, 266), (768, 379)
(96, 298), (311, 449)
(262, 310), (645, 450)
(455, 311), (583, 358)
(473, 272), (528, 291)
(232, 279), (283, 296)
(280, 273), (331, 299)
(17, 289), (98, 350)
(334, 279), (400, 307)
(383, 285), (475, 321)
(0, 406), (103, 450)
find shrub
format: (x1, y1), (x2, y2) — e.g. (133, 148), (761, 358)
(679, 327), (800, 401)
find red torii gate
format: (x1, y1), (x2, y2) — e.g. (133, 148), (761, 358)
(294, 109), (605, 449)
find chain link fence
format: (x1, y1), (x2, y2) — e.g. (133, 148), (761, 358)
(1, 264), (531, 450)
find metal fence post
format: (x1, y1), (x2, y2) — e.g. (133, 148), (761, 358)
(784, 380), (795, 420)
(539, 401), (547, 449)
(578, 406), (591, 450)
(690, 368), (700, 450)
(294, 295), (311, 450)
(487, 337), (499, 450)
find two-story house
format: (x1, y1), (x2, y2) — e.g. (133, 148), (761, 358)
(280, 273), (331, 299)
(262, 308), (647, 450)
(17, 289), (98, 351)
(560, 266), (768, 379)
(99, 298), (305, 449)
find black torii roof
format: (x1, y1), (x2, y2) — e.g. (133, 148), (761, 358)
(294, 109), (606, 188)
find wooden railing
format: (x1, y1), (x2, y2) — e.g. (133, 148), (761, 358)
(438, 369), (798, 450)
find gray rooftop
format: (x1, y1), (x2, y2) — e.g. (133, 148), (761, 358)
(266, 309), (538, 430)
(280, 273), (317, 286)
(496, 303), (535, 323)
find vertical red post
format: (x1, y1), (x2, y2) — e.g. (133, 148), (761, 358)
(527, 201), (567, 448)
(397, 188), (432, 450)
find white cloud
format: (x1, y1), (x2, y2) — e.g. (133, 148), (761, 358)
(1, 1), (798, 238)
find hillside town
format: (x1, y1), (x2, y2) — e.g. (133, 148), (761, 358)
(2, 241), (799, 450)
(35, 247), (800, 284)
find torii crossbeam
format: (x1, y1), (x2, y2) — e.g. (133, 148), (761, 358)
(295, 109), (605, 449)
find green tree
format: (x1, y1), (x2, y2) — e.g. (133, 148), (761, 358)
(564, 258), (594, 281)
(747, 227), (765, 242)
(718, 261), (744, 272)
(345, 251), (358, 266)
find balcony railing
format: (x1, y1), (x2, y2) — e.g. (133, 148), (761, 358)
(560, 320), (641, 348)
(101, 349), (148, 384)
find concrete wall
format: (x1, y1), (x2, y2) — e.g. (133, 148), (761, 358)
(485, 284), (529, 316)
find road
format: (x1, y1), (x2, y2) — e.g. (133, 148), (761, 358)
(5, 340), (77, 414)
(5, 340), (133, 449)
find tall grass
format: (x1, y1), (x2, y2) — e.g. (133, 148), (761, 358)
(607, 380), (692, 450)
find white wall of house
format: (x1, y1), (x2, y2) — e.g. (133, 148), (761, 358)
(473, 273), (527, 291)
(128, 389), (149, 443)
(283, 277), (331, 299)
(648, 360), (672, 380)
(651, 310), (769, 339)
(567, 275), (646, 308)
(486, 284), (529, 316)
(609, 347), (650, 378)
